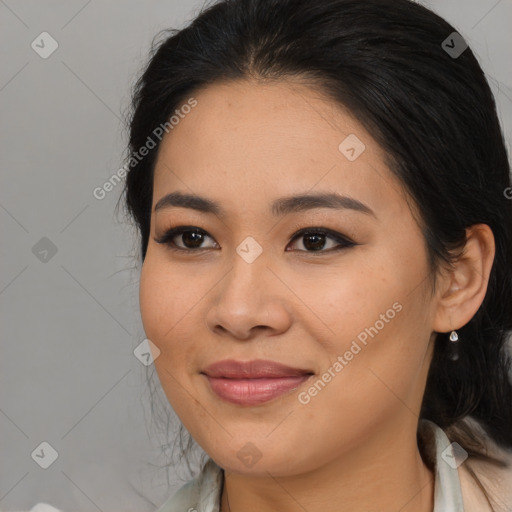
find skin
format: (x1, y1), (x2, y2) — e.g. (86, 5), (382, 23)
(139, 78), (495, 512)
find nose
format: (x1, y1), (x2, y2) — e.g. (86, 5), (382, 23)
(204, 249), (293, 341)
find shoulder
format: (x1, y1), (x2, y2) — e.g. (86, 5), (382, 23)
(156, 458), (224, 512)
(449, 417), (512, 512)
(459, 445), (512, 511)
(418, 418), (512, 512)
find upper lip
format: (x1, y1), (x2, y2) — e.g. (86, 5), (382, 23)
(202, 359), (314, 379)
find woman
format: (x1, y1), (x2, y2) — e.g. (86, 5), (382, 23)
(122, 0), (512, 510)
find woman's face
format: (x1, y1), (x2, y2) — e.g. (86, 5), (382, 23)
(139, 79), (439, 476)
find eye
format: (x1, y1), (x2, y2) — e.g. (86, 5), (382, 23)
(154, 225), (357, 254)
(154, 226), (218, 252)
(286, 227), (357, 253)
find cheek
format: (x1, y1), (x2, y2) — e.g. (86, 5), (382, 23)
(294, 261), (400, 350)
(319, 283), (431, 417)
(139, 256), (202, 348)
(306, 245), (430, 372)
(139, 257), (200, 409)
(139, 259), (168, 343)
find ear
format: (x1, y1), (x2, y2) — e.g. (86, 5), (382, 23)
(433, 224), (495, 333)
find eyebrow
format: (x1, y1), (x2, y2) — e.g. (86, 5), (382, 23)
(154, 191), (376, 218)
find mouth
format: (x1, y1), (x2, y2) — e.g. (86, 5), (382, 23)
(201, 359), (314, 406)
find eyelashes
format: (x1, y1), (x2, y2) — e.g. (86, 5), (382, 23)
(155, 226), (217, 251)
(286, 224), (357, 253)
(154, 224), (358, 255)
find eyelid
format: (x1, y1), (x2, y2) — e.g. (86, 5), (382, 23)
(286, 223), (357, 252)
(154, 225), (216, 249)
(288, 222), (356, 244)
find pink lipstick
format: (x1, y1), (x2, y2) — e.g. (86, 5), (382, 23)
(202, 359), (313, 406)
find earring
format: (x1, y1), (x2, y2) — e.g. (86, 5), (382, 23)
(448, 330), (460, 361)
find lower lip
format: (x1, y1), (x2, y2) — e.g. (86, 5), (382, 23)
(204, 375), (312, 405)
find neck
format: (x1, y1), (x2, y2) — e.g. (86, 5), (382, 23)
(220, 418), (435, 512)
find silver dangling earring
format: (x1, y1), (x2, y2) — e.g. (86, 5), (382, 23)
(449, 330), (460, 361)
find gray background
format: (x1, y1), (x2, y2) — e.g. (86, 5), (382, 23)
(1, 0), (511, 510)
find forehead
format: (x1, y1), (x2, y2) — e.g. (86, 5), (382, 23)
(152, 79), (406, 219)
(157, 78), (365, 157)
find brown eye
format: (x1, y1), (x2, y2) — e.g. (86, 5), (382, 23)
(154, 226), (218, 251)
(287, 228), (356, 253)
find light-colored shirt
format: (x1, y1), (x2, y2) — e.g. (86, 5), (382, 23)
(156, 419), (512, 512)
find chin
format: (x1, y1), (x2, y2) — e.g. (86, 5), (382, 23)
(202, 437), (312, 477)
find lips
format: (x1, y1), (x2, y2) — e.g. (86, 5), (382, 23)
(202, 359), (313, 379)
(201, 359), (314, 405)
